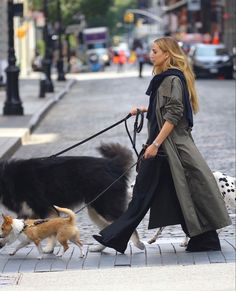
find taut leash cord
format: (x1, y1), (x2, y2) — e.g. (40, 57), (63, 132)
(49, 111), (144, 158)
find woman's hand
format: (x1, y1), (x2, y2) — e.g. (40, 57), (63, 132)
(130, 107), (138, 116)
(130, 106), (147, 116)
(144, 144), (158, 159)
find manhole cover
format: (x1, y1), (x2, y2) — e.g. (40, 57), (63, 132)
(0, 274), (22, 286)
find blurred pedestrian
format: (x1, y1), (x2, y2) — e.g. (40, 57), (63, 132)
(31, 49), (43, 72)
(93, 36), (231, 254)
(112, 51), (119, 65)
(135, 44), (145, 78)
(129, 50), (136, 64)
(117, 50), (126, 72)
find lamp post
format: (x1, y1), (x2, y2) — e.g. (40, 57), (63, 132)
(66, 33), (71, 73)
(56, 0), (65, 81)
(3, 0), (23, 115)
(41, 0), (54, 94)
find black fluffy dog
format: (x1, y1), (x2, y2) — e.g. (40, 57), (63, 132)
(0, 143), (144, 253)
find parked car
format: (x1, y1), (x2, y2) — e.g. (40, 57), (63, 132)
(189, 44), (234, 79)
(178, 41), (195, 55)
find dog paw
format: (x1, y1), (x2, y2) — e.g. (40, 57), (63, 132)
(89, 245), (106, 252)
(180, 240), (188, 247)
(133, 241), (145, 250)
(42, 247), (54, 254)
(180, 242), (187, 247)
(147, 238), (156, 244)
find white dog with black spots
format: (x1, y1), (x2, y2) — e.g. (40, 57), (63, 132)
(213, 171), (235, 213)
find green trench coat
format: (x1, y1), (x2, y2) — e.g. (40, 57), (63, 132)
(148, 75), (231, 237)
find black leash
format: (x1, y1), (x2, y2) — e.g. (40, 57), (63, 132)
(48, 111), (144, 214)
(49, 112), (144, 158)
(74, 156), (143, 214)
(125, 109), (144, 157)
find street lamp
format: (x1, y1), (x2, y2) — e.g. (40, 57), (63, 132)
(66, 33), (71, 73)
(56, 0), (65, 81)
(3, 0), (24, 115)
(40, 0), (54, 96)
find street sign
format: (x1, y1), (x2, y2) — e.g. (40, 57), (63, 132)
(13, 3), (23, 17)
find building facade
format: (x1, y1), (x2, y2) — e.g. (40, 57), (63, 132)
(138, 0), (235, 52)
(0, 0), (36, 82)
(223, 0), (236, 52)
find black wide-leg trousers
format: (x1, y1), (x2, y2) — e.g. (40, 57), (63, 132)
(97, 155), (186, 253)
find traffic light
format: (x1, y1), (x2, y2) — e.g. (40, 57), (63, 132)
(124, 12), (134, 23)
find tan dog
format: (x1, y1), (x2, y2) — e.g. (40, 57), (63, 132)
(0, 206), (84, 259)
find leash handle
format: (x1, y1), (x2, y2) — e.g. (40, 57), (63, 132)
(125, 110), (144, 157)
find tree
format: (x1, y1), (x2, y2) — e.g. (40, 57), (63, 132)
(29, 0), (81, 25)
(107, 0), (137, 36)
(29, 0), (137, 36)
(79, 0), (113, 27)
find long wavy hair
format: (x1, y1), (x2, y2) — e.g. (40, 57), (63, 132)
(153, 37), (199, 114)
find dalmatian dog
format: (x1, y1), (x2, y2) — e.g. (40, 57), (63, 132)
(213, 171), (236, 213)
(129, 171), (236, 246)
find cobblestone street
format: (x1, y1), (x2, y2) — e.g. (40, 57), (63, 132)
(10, 71), (236, 245)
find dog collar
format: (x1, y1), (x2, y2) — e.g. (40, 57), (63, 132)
(19, 223), (28, 234)
(19, 219), (49, 234)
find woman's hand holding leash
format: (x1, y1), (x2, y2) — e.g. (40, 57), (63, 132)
(130, 107), (147, 116)
(130, 106), (159, 159)
(144, 144), (159, 159)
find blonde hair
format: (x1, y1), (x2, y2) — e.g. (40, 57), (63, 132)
(153, 37), (199, 114)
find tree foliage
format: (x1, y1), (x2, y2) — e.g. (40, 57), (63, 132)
(107, 0), (137, 35)
(29, 0), (137, 36)
(79, 0), (113, 27)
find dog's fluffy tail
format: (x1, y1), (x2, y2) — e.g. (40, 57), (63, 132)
(53, 206), (76, 224)
(97, 143), (134, 172)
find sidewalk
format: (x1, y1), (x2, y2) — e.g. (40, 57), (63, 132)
(0, 75), (75, 159)
(0, 72), (235, 290)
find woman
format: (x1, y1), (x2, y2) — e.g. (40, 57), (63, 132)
(93, 37), (231, 253)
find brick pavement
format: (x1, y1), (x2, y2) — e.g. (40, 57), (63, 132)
(0, 238), (235, 273)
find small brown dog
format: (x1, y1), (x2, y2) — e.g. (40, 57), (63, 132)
(0, 206), (84, 259)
